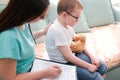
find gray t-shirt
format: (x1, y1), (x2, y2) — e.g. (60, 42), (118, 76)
(45, 19), (75, 63)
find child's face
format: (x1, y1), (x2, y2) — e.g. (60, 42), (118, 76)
(65, 8), (82, 27)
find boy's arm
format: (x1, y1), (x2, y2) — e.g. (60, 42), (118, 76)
(84, 43), (101, 68)
(58, 46), (97, 72)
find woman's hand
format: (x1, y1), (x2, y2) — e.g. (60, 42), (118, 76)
(42, 23), (52, 35)
(33, 23), (52, 39)
(43, 65), (62, 79)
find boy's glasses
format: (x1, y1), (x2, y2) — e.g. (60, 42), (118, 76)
(65, 11), (79, 22)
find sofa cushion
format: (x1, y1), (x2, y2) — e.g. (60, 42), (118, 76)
(84, 23), (120, 70)
(73, 12), (90, 33)
(0, 4), (6, 13)
(45, 3), (58, 24)
(81, 0), (115, 27)
(46, 1), (90, 33)
(113, 6), (120, 21)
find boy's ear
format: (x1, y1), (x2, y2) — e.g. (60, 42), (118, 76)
(62, 11), (67, 17)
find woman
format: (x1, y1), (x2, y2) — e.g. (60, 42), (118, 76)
(0, 0), (62, 80)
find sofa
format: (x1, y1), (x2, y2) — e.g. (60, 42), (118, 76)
(1, 0), (120, 72)
(30, 0), (120, 72)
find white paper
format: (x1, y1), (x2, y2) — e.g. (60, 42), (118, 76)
(31, 59), (76, 80)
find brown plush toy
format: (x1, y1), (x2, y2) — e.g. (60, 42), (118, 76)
(70, 34), (86, 53)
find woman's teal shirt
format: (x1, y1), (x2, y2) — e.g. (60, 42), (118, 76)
(0, 24), (35, 74)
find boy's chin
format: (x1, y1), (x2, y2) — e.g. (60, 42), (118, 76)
(68, 24), (75, 27)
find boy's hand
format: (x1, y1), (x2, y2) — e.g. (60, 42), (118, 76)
(87, 64), (97, 72)
(91, 55), (100, 68)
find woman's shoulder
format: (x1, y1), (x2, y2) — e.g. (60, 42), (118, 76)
(0, 27), (18, 40)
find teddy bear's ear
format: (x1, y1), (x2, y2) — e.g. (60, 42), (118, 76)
(73, 34), (86, 42)
(79, 34), (86, 42)
(70, 40), (85, 53)
(73, 34), (81, 41)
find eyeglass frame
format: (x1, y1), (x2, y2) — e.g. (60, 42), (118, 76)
(65, 11), (80, 22)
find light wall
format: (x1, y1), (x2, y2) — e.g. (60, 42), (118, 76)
(0, 0), (9, 4)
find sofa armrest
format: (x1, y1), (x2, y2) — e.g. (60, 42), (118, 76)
(113, 6), (120, 21)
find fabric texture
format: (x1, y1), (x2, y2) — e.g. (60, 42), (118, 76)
(81, 0), (115, 27)
(0, 24), (35, 74)
(84, 23), (120, 70)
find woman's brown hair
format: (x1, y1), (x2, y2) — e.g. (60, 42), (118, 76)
(0, 0), (49, 32)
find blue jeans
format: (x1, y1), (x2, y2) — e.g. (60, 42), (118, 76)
(75, 52), (108, 80)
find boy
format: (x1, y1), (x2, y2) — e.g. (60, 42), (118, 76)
(45, 0), (108, 80)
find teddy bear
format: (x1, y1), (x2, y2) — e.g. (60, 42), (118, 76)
(70, 33), (86, 53)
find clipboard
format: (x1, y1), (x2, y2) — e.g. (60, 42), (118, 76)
(31, 58), (77, 80)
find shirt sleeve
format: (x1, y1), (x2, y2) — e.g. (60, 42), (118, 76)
(0, 30), (20, 60)
(54, 29), (68, 46)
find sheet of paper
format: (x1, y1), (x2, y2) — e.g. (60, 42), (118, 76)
(31, 59), (76, 80)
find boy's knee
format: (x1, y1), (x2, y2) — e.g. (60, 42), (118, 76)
(98, 61), (108, 75)
(77, 71), (104, 80)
